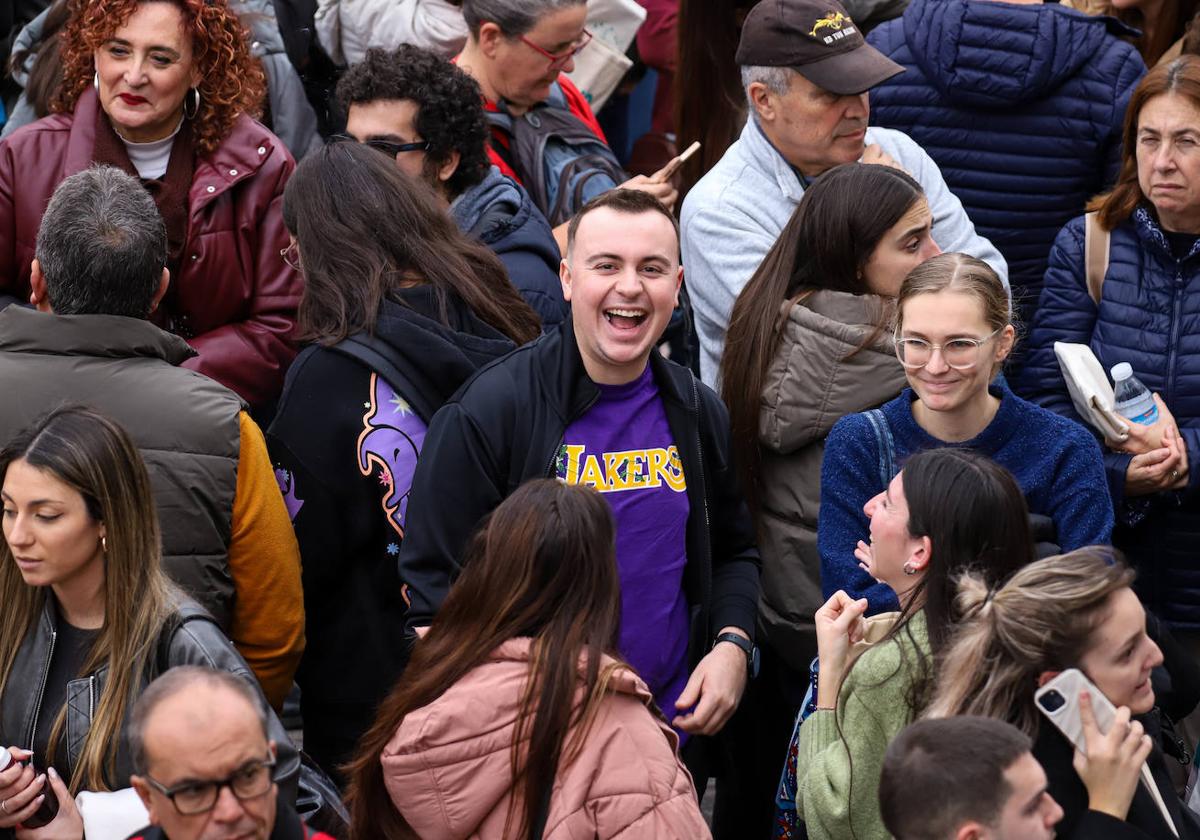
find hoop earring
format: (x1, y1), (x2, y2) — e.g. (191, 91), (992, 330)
(902, 562), (917, 576)
(183, 87), (200, 119)
(93, 71), (99, 90)
(101, 535), (108, 553)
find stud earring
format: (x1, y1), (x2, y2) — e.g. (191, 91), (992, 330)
(101, 535), (108, 553)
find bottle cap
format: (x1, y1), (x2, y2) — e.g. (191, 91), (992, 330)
(1111, 362), (1133, 381)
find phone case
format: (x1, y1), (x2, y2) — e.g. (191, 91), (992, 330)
(1036, 669), (1179, 837)
(1035, 668), (1117, 756)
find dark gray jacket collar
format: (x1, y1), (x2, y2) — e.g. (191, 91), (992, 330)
(0, 307), (196, 364)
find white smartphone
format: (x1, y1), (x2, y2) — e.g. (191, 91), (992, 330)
(1036, 668), (1179, 836)
(1035, 667), (1117, 756)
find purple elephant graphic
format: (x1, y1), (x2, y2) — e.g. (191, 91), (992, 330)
(356, 373), (427, 539)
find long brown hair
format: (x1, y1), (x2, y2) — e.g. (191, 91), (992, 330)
(9, 0), (72, 121)
(1098, 0), (1199, 66)
(720, 163), (924, 516)
(926, 547), (1135, 737)
(1091, 55), (1200, 229)
(282, 140), (542, 346)
(345, 480), (625, 839)
(674, 0), (758, 199)
(52, 0), (266, 156)
(0, 407), (173, 793)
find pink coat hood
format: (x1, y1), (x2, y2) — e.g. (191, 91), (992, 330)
(381, 638), (711, 839)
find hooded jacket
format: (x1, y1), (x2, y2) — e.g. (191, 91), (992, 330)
(450, 166), (568, 330)
(0, 87), (300, 409)
(1018, 207), (1200, 628)
(867, 0), (1145, 322)
(381, 638), (711, 839)
(266, 286), (517, 777)
(757, 292), (907, 671)
(1, 0), (323, 159)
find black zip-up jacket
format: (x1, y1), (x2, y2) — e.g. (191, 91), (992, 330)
(398, 320), (761, 663)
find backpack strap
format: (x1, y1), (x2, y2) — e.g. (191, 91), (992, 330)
(328, 333), (436, 423)
(863, 409), (897, 489)
(1084, 211), (1110, 306)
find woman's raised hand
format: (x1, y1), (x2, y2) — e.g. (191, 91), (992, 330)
(1072, 692), (1152, 822)
(813, 590), (869, 708)
(0, 748), (45, 830)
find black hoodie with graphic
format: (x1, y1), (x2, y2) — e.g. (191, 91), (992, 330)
(267, 286), (516, 780)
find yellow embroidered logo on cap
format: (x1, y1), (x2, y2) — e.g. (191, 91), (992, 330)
(809, 10), (851, 37)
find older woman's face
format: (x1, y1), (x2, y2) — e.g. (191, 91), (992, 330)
(95, 1), (199, 144)
(491, 4), (588, 108)
(1136, 93), (1200, 233)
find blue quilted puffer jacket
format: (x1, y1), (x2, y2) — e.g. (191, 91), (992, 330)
(868, 0), (1145, 326)
(1018, 207), (1200, 628)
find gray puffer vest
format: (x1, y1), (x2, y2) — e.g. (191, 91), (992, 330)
(0, 307), (242, 630)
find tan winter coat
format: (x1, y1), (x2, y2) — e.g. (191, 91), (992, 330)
(380, 638), (711, 839)
(757, 291), (907, 671)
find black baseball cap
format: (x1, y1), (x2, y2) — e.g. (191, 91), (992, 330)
(736, 0), (904, 95)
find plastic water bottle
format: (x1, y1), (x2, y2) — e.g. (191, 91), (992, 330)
(1111, 363), (1159, 426)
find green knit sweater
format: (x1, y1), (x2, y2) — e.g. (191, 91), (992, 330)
(795, 610), (931, 840)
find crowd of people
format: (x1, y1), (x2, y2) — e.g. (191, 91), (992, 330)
(4, 0), (1200, 837)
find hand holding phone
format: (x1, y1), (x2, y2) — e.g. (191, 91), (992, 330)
(1072, 691), (1153, 822)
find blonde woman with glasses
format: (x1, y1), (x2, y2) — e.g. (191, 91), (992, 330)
(817, 252), (1113, 616)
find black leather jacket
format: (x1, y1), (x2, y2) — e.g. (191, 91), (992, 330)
(0, 595), (300, 800)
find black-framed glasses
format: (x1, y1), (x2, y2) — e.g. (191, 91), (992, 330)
(519, 28), (593, 72)
(143, 755), (276, 816)
(893, 328), (1003, 371)
(329, 133), (432, 157)
(280, 240), (300, 271)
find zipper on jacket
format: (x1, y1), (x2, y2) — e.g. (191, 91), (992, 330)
(688, 376), (714, 633)
(88, 675), (96, 720)
(1167, 265), (1185, 407)
(26, 629), (56, 749)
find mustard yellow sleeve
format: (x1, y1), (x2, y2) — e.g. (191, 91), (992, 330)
(228, 411), (306, 710)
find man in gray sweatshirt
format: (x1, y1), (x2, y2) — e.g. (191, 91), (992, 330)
(681, 0), (1007, 387)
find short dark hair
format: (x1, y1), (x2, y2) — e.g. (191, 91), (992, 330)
(336, 45), (491, 198)
(34, 165), (166, 318)
(880, 717), (1033, 840)
(128, 667), (269, 774)
(565, 189), (680, 259)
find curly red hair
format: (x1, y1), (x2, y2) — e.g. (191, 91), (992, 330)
(52, 0), (266, 156)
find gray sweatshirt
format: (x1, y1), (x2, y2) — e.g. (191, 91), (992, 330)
(680, 119), (1007, 387)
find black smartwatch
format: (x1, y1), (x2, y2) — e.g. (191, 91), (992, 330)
(714, 631), (761, 679)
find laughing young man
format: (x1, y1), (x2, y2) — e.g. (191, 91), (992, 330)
(397, 189), (760, 755)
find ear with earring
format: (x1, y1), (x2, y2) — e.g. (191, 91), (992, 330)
(101, 535), (108, 554)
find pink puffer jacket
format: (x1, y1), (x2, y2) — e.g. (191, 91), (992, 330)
(381, 638), (711, 839)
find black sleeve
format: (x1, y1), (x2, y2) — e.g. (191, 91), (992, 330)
(1148, 612), (1200, 722)
(701, 388), (761, 640)
(396, 399), (509, 631)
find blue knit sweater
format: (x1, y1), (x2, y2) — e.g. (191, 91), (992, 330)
(818, 384), (1114, 612)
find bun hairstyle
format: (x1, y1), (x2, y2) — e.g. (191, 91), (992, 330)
(926, 547), (1135, 735)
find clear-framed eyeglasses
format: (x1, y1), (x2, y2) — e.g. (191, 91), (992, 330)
(893, 328), (1003, 370)
(142, 755), (277, 816)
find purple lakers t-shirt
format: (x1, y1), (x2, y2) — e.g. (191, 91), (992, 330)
(556, 365), (691, 724)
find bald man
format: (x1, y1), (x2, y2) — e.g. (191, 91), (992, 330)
(126, 667), (333, 840)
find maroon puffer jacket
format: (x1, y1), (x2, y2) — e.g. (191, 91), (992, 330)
(0, 88), (301, 408)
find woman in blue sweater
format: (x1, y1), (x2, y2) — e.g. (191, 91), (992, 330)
(818, 253), (1113, 613)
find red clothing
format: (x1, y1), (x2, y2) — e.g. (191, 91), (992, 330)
(483, 74), (607, 183)
(0, 88), (301, 408)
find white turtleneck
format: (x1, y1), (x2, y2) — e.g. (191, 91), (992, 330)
(120, 118), (184, 180)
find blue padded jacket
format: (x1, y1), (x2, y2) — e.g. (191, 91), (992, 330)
(868, 0), (1145, 325)
(1018, 207), (1200, 628)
